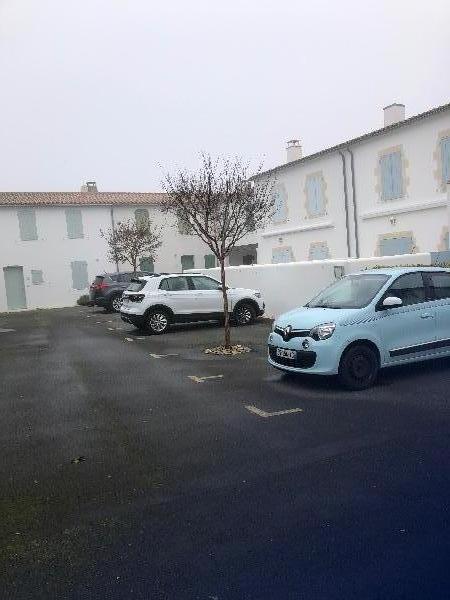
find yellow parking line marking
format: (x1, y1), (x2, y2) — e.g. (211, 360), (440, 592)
(188, 375), (224, 383)
(244, 405), (303, 418)
(149, 353), (179, 359)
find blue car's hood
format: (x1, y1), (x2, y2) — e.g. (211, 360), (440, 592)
(275, 306), (363, 330)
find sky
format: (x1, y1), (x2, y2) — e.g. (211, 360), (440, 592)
(0, 0), (449, 192)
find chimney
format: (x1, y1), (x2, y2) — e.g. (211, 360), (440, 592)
(286, 139), (302, 163)
(383, 103), (405, 127)
(81, 181), (98, 192)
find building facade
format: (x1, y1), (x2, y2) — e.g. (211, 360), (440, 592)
(256, 102), (450, 265)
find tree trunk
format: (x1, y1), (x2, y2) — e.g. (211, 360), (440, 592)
(219, 257), (231, 349)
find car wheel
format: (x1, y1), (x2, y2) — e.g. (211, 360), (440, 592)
(233, 302), (256, 326)
(110, 294), (123, 313)
(146, 309), (171, 335)
(338, 344), (379, 390)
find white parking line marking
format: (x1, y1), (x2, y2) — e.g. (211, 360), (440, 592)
(149, 353), (179, 359)
(244, 405), (303, 418)
(107, 327), (115, 331)
(188, 375), (224, 383)
(0, 328), (15, 333)
(124, 337), (134, 342)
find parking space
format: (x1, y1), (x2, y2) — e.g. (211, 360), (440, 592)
(1, 307), (450, 599)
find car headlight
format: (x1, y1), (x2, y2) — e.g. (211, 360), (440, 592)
(309, 322), (336, 341)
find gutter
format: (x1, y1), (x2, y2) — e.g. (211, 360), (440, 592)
(338, 151), (351, 258)
(346, 148), (360, 258)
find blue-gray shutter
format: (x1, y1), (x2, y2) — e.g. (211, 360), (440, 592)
(272, 248), (293, 264)
(65, 208), (84, 239)
(273, 189), (287, 223)
(380, 155), (392, 200)
(181, 255), (195, 271)
(135, 209), (149, 226)
(17, 208), (38, 241)
(379, 236), (413, 256)
(31, 270), (44, 285)
(306, 175), (324, 216)
(204, 254), (216, 268)
(71, 261), (88, 290)
(310, 243), (330, 260)
(381, 152), (403, 200)
(441, 137), (450, 185)
(139, 257), (154, 272)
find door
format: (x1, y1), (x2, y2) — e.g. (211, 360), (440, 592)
(189, 276), (223, 315)
(3, 266), (27, 310)
(159, 276), (194, 315)
(374, 272), (436, 364)
(426, 271), (450, 352)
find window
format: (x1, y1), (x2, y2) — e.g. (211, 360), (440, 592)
(309, 242), (330, 260)
(305, 174), (325, 217)
(272, 186), (288, 223)
(135, 209), (149, 226)
(190, 276), (221, 290)
(379, 234), (414, 256)
(159, 277), (189, 291)
(380, 151), (403, 201)
(181, 255), (194, 271)
(127, 280), (147, 292)
(272, 247), (293, 264)
(140, 257), (154, 272)
(204, 254), (216, 269)
(387, 272), (426, 306)
(441, 137), (450, 185)
(31, 270), (44, 285)
(429, 272), (450, 300)
(308, 273), (389, 309)
(17, 208), (38, 241)
(71, 261), (89, 290)
(65, 208), (84, 239)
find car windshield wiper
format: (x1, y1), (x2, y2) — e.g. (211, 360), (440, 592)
(310, 302), (338, 309)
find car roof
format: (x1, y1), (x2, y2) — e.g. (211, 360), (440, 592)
(136, 272), (212, 281)
(354, 266), (450, 276)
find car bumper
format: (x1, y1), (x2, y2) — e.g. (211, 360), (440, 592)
(267, 331), (341, 375)
(120, 311), (146, 328)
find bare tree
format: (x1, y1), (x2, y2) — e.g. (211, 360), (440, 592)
(101, 217), (162, 274)
(162, 154), (274, 348)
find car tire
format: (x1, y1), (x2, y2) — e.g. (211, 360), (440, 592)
(233, 302), (256, 326)
(146, 308), (171, 335)
(338, 344), (379, 390)
(109, 294), (123, 313)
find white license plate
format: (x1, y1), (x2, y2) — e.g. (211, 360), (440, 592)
(276, 348), (296, 360)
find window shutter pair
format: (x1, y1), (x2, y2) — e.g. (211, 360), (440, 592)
(17, 209), (38, 241)
(272, 189), (287, 223)
(65, 208), (84, 239)
(306, 175), (324, 216)
(380, 152), (403, 200)
(272, 248), (293, 264)
(71, 261), (89, 290)
(441, 137), (450, 185)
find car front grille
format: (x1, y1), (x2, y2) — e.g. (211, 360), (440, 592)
(268, 345), (316, 369)
(274, 326), (310, 341)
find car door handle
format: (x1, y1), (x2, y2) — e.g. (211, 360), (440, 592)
(420, 313), (434, 319)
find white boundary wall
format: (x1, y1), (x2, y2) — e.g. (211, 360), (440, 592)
(190, 253), (432, 318)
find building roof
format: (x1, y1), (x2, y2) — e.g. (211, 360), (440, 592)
(0, 191), (166, 207)
(256, 101), (450, 178)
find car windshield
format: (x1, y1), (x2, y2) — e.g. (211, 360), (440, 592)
(127, 279), (147, 292)
(307, 273), (390, 309)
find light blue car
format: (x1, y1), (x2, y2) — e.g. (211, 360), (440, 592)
(268, 267), (450, 389)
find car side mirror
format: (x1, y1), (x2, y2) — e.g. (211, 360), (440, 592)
(382, 296), (403, 308)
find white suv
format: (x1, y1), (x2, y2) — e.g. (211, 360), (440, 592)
(120, 273), (265, 334)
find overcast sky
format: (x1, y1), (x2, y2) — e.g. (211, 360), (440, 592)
(0, 0), (449, 192)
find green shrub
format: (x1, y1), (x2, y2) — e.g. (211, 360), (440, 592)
(76, 294), (91, 306)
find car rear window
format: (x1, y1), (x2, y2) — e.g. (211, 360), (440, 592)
(127, 279), (147, 292)
(94, 276), (104, 284)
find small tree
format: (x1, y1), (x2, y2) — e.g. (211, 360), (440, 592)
(101, 217), (162, 274)
(162, 154), (274, 348)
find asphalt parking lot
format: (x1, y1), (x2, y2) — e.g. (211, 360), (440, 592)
(1, 307), (450, 599)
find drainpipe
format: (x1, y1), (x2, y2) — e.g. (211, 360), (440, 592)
(338, 151), (351, 258)
(110, 206), (119, 273)
(346, 148), (360, 258)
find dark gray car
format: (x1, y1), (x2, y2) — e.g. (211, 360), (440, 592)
(89, 272), (153, 312)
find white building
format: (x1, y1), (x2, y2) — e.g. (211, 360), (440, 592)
(1, 101), (449, 312)
(255, 101), (450, 265)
